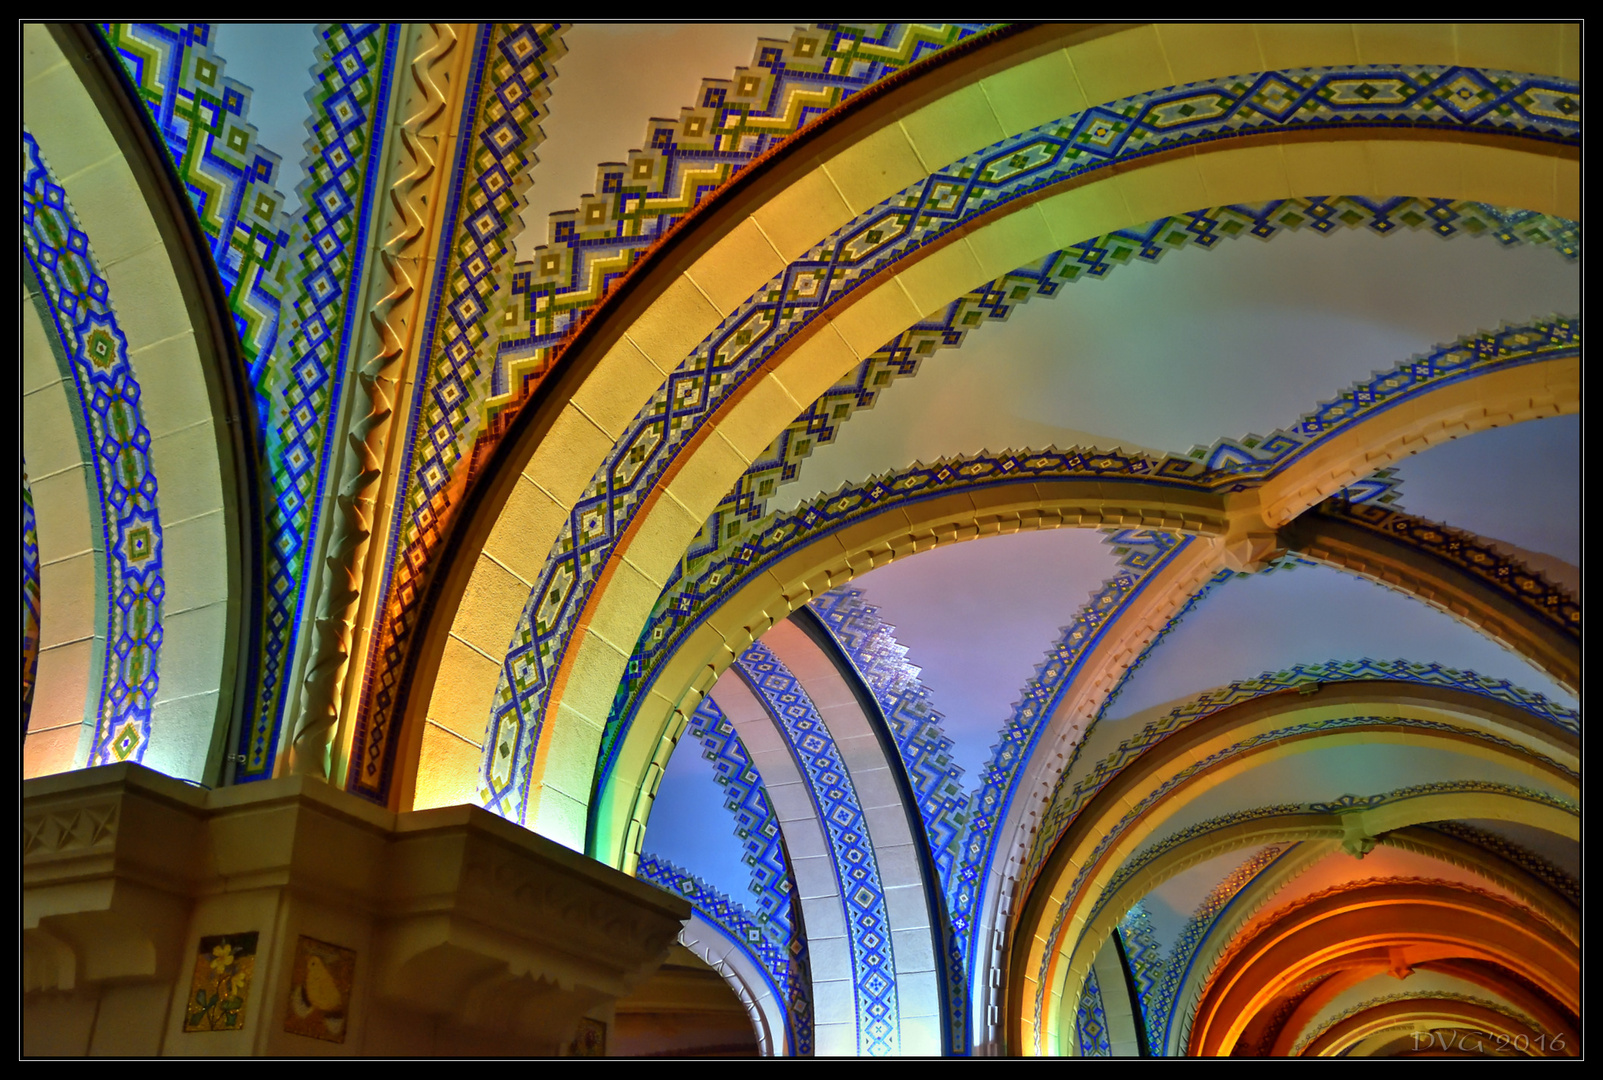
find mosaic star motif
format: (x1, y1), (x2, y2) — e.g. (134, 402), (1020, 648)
(22, 131), (165, 766)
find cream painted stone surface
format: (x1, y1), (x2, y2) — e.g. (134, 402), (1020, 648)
(23, 764), (690, 1057)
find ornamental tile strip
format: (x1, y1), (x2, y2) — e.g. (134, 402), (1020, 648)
(355, 23), (567, 802)
(490, 24), (995, 427)
(1117, 902), (1168, 1049)
(1313, 497), (1580, 635)
(1152, 844), (1294, 1053)
(22, 131), (165, 766)
(103, 23), (400, 779)
(1028, 656), (1580, 892)
(1033, 768), (1577, 1051)
(1075, 964), (1112, 1057)
(408, 62), (1579, 809)
(369, 23), (987, 806)
(701, 195), (1573, 549)
(683, 696), (796, 946)
(737, 640), (899, 1056)
(638, 853), (813, 1057)
(23, 469), (41, 730)
(102, 23), (293, 381)
(1425, 820), (1579, 903)
(241, 24), (398, 779)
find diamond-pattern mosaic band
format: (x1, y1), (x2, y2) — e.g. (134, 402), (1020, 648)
(470, 55), (1579, 835)
(638, 853), (813, 1057)
(22, 131), (165, 767)
(737, 640), (900, 1056)
(23, 469), (42, 731)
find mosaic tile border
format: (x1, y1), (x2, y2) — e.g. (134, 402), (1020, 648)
(1425, 820), (1579, 903)
(637, 853), (813, 1057)
(472, 64), (1580, 826)
(738, 640), (899, 1056)
(682, 696), (796, 946)
(699, 195), (1573, 552)
(1030, 657), (1579, 891)
(1075, 964), (1112, 1057)
(1153, 843), (1294, 1053)
(1034, 764), (1577, 1052)
(241, 23), (398, 778)
(1312, 497), (1580, 635)
(23, 468), (41, 730)
(355, 23), (567, 802)
(22, 130), (165, 765)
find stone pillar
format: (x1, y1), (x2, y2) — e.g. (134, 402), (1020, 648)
(23, 764), (690, 1056)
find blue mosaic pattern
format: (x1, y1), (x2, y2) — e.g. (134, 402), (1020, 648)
(704, 191), (1576, 547)
(22, 131), (165, 766)
(1034, 765), (1578, 1051)
(1030, 656), (1581, 893)
(23, 468), (41, 730)
(808, 589), (967, 893)
(1117, 903), (1168, 1050)
(356, 23), (568, 803)
(806, 589), (971, 1051)
(684, 696), (795, 944)
(737, 640), (899, 1056)
(1153, 844), (1294, 1054)
(1075, 965), (1112, 1057)
(479, 62), (1580, 821)
(102, 23), (291, 380)
(240, 24), (398, 779)
(638, 853), (813, 1057)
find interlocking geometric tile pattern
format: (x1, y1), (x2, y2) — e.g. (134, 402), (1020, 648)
(1035, 772), (1576, 1051)
(1075, 964), (1112, 1057)
(103, 23), (398, 780)
(357, 23), (567, 802)
(638, 853), (813, 1056)
(1117, 902), (1168, 1049)
(699, 196), (1574, 549)
(464, 62), (1580, 825)
(22, 131), (164, 767)
(23, 469), (41, 730)
(737, 640), (900, 1056)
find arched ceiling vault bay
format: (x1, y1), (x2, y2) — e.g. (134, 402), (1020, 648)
(23, 21), (1578, 1059)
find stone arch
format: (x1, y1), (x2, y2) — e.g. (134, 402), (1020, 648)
(387, 23), (1578, 859)
(23, 25), (263, 783)
(1008, 678), (1577, 1055)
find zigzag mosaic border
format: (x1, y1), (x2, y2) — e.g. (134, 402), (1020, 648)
(466, 62), (1580, 829)
(1152, 843), (1294, 1053)
(1425, 820), (1579, 903)
(102, 23), (400, 780)
(356, 23), (568, 801)
(1028, 656), (1580, 895)
(1313, 497), (1580, 635)
(1075, 964), (1112, 1056)
(1035, 769), (1577, 1052)
(23, 469), (41, 729)
(22, 131), (164, 766)
(698, 196), (1573, 555)
(673, 696), (796, 946)
(637, 853), (813, 1057)
(736, 640), (901, 1055)
(1117, 902), (1168, 1049)
(363, 23), (988, 805)
(238, 24), (398, 778)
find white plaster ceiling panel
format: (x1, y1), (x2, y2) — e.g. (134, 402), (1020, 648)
(1386, 413), (1579, 570)
(788, 225), (1579, 505)
(516, 22), (793, 260)
(846, 528), (1121, 780)
(1103, 563), (1578, 725)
